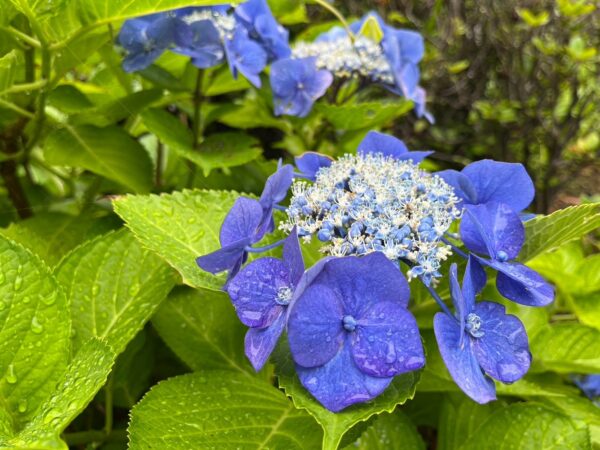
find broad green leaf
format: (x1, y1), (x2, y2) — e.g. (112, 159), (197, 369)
(531, 324), (600, 373)
(0, 211), (119, 267)
(53, 28), (110, 76)
(346, 411), (425, 450)
(571, 292), (600, 331)
(152, 287), (253, 374)
(539, 396), (600, 446)
(113, 329), (155, 408)
(55, 229), (176, 355)
(358, 15), (384, 43)
(518, 203), (600, 262)
(113, 189), (238, 290)
(2, 339), (115, 450)
(44, 124), (154, 193)
(461, 403), (590, 449)
(0, 236), (70, 431)
(437, 395), (505, 450)
(0, 50), (17, 93)
(47, 85), (94, 114)
(73, 89), (162, 126)
(218, 90), (292, 133)
(128, 371), (323, 449)
(274, 343), (420, 450)
(142, 109), (262, 175)
(75, 0), (224, 25)
(316, 100), (413, 131)
(203, 67), (251, 96)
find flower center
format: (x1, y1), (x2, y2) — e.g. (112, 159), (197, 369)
(496, 250), (509, 262)
(275, 286), (293, 306)
(342, 315), (357, 332)
(466, 313), (485, 338)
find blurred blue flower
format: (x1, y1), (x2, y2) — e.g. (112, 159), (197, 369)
(224, 27), (268, 87)
(434, 260), (531, 404)
(573, 375), (600, 404)
(196, 197), (268, 277)
(287, 252), (424, 412)
(437, 160), (535, 213)
(357, 131), (433, 163)
(270, 57), (333, 117)
(173, 16), (225, 68)
(227, 231), (303, 370)
(235, 0), (291, 60)
(118, 13), (180, 72)
(459, 202), (554, 307)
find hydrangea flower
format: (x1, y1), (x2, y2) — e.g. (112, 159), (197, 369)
(227, 231), (303, 370)
(270, 57), (333, 118)
(272, 12), (431, 119)
(434, 260), (531, 403)
(573, 375), (600, 404)
(118, 13), (180, 72)
(294, 152), (333, 181)
(287, 252), (424, 412)
(281, 133), (460, 285)
(460, 202), (554, 306)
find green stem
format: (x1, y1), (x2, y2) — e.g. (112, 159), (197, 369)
(104, 374), (114, 435)
(0, 80), (47, 96)
(155, 142), (164, 188)
(187, 68), (204, 187)
(0, 99), (35, 118)
(62, 429), (127, 446)
(0, 26), (41, 48)
(313, 0), (354, 41)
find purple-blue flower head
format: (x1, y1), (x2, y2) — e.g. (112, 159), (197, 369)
(196, 197), (268, 277)
(173, 17), (225, 68)
(357, 131), (433, 164)
(118, 13), (180, 72)
(235, 0), (291, 61)
(287, 252), (425, 412)
(434, 260), (531, 404)
(270, 57), (333, 118)
(460, 202), (554, 307)
(227, 230), (304, 371)
(224, 27), (268, 87)
(437, 160), (535, 213)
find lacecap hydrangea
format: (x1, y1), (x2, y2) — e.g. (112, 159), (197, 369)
(269, 12), (432, 121)
(117, 0), (289, 87)
(197, 131), (555, 411)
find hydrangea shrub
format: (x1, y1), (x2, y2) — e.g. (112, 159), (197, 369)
(0, 0), (599, 449)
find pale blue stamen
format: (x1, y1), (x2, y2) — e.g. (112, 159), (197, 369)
(275, 286), (293, 306)
(466, 313), (485, 338)
(343, 315), (357, 332)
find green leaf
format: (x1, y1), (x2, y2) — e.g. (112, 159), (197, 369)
(539, 395), (600, 446)
(518, 203), (600, 262)
(55, 229), (176, 355)
(47, 85), (94, 114)
(345, 411), (425, 450)
(0, 236), (70, 431)
(460, 403), (590, 449)
(141, 109), (262, 176)
(73, 89), (162, 126)
(128, 371), (323, 449)
(317, 100), (414, 131)
(44, 124), (154, 193)
(113, 189), (238, 290)
(0, 50), (17, 93)
(2, 339), (115, 449)
(218, 90), (292, 133)
(203, 66), (251, 96)
(0, 211), (119, 267)
(152, 287), (253, 374)
(531, 324), (600, 373)
(358, 15), (384, 43)
(437, 394), (505, 450)
(75, 0), (225, 26)
(516, 8), (550, 27)
(274, 343), (420, 450)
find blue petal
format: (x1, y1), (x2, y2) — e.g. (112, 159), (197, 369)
(393, 29), (425, 64)
(357, 131), (409, 159)
(260, 164), (294, 211)
(460, 202), (525, 260)
(235, 0), (290, 60)
(396, 63), (420, 98)
(224, 28), (267, 87)
(436, 170), (477, 205)
(352, 301), (424, 377)
(296, 341), (393, 412)
(449, 263), (467, 341)
(476, 257), (554, 307)
(196, 239), (248, 275)
(462, 160), (534, 212)
(220, 197), (264, 246)
(471, 302), (531, 384)
(287, 283), (345, 368)
(245, 312), (286, 371)
(433, 312), (496, 404)
(226, 257), (289, 328)
(295, 152), (333, 181)
(173, 20), (224, 68)
(283, 229), (304, 286)
(573, 375), (600, 400)
(315, 253), (411, 314)
(463, 256), (485, 307)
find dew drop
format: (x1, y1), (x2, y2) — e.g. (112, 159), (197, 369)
(129, 283), (140, 297)
(6, 364), (17, 384)
(14, 276), (23, 291)
(91, 284), (100, 296)
(41, 291), (57, 306)
(18, 398), (27, 413)
(31, 316), (43, 334)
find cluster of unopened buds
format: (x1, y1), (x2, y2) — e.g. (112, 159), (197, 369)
(197, 131), (555, 411)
